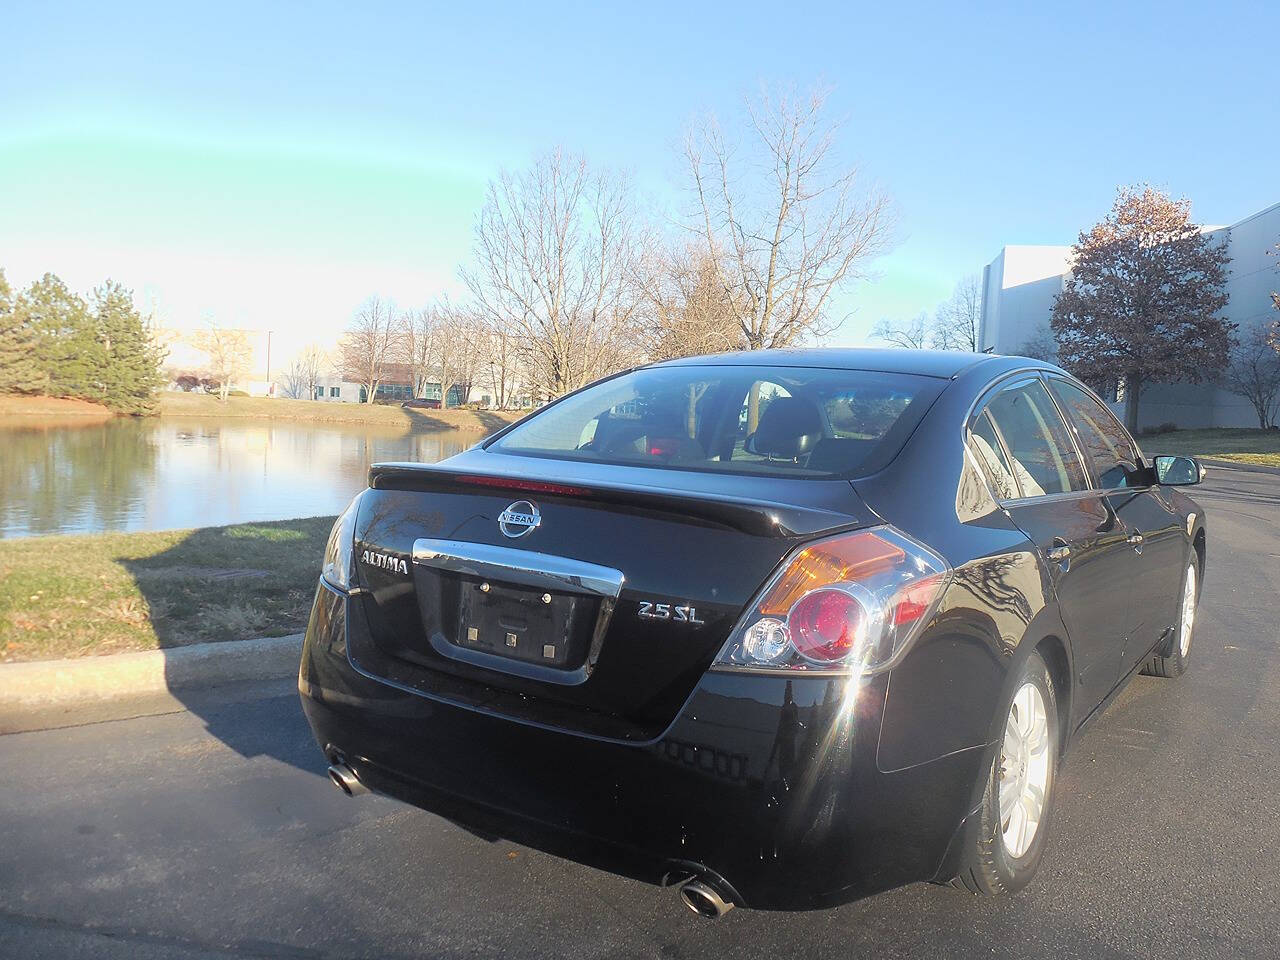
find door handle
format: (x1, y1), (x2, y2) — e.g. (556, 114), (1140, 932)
(1046, 543), (1071, 563)
(1127, 530), (1144, 553)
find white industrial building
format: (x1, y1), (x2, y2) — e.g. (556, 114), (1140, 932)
(979, 201), (1280, 429)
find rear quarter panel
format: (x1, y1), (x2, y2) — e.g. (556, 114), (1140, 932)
(854, 362), (1067, 775)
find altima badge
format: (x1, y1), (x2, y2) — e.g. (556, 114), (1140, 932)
(498, 500), (541, 538)
(361, 550), (409, 575)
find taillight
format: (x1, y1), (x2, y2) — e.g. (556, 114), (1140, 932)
(715, 527), (950, 674)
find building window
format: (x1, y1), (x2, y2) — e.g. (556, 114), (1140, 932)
(330, 387), (340, 397)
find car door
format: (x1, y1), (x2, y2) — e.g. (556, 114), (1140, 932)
(1044, 376), (1187, 674)
(971, 376), (1137, 715)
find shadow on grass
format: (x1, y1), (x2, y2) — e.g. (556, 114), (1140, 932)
(119, 517), (335, 774)
(402, 406), (519, 436)
(473, 409), (516, 434)
(401, 407), (458, 432)
(118, 518), (333, 650)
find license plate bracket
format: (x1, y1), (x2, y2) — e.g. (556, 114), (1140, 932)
(454, 578), (582, 668)
(409, 539), (623, 686)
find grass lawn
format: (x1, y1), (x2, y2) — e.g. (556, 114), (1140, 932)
(0, 393), (527, 431)
(158, 393), (524, 431)
(1138, 428), (1280, 467)
(0, 395), (115, 420)
(0, 517), (337, 663)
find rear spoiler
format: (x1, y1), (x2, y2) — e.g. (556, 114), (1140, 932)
(367, 462), (862, 539)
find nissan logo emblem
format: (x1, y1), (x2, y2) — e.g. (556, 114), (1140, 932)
(498, 500), (541, 538)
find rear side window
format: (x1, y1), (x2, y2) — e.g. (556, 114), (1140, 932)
(490, 365), (944, 478)
(969, 410), (1019, 501)
(982, 379), (1087, 497)
(1047, 378), (1143, 489)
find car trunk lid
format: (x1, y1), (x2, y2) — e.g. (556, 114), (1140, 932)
(346, 451), (876, 742)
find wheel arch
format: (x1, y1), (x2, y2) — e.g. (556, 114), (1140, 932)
(1032, 634), (1072, 757)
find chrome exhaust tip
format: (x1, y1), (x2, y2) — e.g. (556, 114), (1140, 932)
(679, 879), (734, 919)
(326, 763), (368, 796)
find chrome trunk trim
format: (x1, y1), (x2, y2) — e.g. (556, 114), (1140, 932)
(412, 538), (624, 598)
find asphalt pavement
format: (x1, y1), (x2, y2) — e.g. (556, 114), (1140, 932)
(3, 465), (1278, 959)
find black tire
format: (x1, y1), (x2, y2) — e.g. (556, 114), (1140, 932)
(1141, 557), (1199, 679)
(951, 649), (1059, 897)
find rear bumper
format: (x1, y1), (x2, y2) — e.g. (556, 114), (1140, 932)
(299, 581), (986, 910)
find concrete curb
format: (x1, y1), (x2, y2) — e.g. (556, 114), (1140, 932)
(1200, 458), (1280, 477)
(0, 634), (303, 733)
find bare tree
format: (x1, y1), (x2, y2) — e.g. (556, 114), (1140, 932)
(1272, 243), (1280, 314)
(1222, 322), (1280, 429)
(282, 360), (307, 399)
(434, 300), (483, 408)
(638, 244), (746, 361)
(463, 150), (646, 401)
(341, 296), (398, 404)
(1017, 325), (1059, 362)
(192, 323), (254, 401)
(283, 344), (325, 399)
(684, 85), (894, 352)
(398, 308), (437, 399)
(873, 312), (930, 349)
(482, 325), (518, 408)
(932, 274), (983, 351)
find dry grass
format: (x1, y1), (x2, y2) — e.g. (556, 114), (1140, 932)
(0, 392), (527, 431)
(1139, 428), (1280, 467)
(0, 517), (335, 663)
(158, 393), (525, 431)
(0, 395), (115, 420)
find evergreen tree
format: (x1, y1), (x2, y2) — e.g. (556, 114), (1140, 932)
(14, 273), (104, 400)
(91, 280), (166, 414)
(0, 270), (167, 412)
(0, 269), (50, 395)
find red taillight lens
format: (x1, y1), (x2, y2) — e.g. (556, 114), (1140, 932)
(890, 575), (946, 626)
(714, 526), (951, 674)
(788, 589), (866, 663)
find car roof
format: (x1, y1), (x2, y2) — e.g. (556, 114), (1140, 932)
(652, 347), (1034, 380)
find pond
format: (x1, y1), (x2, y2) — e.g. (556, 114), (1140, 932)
(0, 418), (476, 539)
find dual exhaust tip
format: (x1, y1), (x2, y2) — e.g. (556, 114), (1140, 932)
(328, 760), (733, 919)
(678, 879), (734, 919)
(326, 762), (368, 797)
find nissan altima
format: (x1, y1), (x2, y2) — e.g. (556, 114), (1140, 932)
(299, 349), (1205, 917)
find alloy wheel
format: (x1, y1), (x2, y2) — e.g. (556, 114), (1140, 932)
(998, 681), (1051, 859)
(1179, 563), (1197, 658)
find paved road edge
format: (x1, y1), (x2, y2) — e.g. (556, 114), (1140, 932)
(0, 634), (303, 734)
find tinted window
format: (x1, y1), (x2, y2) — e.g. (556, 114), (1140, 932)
(983, 379), (1087, 497)
(969, 410), (1019, 500)
(491, 365), (943, 478)
(1048, 379), (1142, 489)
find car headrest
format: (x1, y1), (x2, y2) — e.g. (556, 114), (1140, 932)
(747, 397), (825, 459)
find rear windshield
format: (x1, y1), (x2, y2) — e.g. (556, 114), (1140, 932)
(489, 365), (944, 478)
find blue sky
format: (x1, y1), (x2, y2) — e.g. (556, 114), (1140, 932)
(1, 0), (1276, 361)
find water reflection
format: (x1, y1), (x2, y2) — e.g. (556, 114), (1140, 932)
(0, 418), (472, 538)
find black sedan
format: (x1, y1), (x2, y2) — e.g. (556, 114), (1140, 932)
(299, 349), (1205, 917)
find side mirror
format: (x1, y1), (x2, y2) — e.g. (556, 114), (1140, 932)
(1153, 455), (1204, 486)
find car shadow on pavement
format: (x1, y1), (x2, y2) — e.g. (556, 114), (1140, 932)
(118, 522), (331, 777)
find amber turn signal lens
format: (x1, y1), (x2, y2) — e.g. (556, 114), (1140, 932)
(758, 532), (905, 617)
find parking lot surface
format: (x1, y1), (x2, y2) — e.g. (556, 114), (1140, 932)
(3, 465), (1278, 959)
